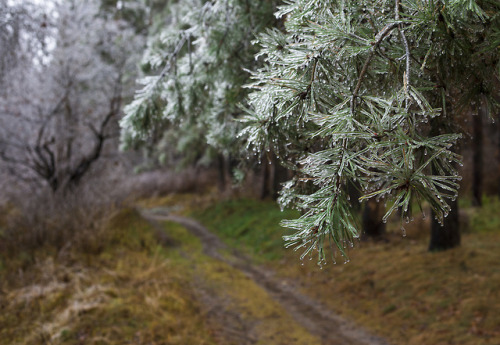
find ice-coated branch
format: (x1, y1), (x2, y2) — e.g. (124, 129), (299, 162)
(395, 0), (411, 105)
(351, 21), (400, 113)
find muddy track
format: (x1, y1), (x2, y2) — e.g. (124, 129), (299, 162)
(140, 209), (388, 345)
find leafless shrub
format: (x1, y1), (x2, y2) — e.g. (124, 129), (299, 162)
(123, 166), (218, 201)
(1, 177), (121, 261)
(0, 160), (219, 267)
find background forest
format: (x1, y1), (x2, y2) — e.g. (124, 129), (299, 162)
(0, 0), (499, 344)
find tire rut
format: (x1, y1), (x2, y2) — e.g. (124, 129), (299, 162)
(140, 209), (388, 345)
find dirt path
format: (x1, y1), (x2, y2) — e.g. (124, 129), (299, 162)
(140, 208), (388, 345)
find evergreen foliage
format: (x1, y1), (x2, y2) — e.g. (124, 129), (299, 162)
(122, 0), (499, 263)
(120, 0), (278, 166)
(240, 0), (499, 263)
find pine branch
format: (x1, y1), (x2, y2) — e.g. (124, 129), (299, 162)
(395, 0), (411, 106)
(351, 21), (400, 113)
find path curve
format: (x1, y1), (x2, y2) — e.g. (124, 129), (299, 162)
(140, 208), (388, 345)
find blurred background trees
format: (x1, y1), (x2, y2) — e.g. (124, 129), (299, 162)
(0, 0), (499, 260)
(123, 0), (499, 260)
(120, 0), (282, 191)
(0, 0), (143, 195)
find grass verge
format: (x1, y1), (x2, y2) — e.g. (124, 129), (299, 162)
(1, 202), (322, 345)
(0, 209), (218, 345)
(192, 198), (299, 263)
(192, 197), (500, 345)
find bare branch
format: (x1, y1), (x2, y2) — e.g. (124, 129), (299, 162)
(36, 91), (69, 145)
(67, 72), (123, 187)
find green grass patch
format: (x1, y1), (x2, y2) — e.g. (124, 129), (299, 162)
(192, 198), (299, 262)
(469, 195), (500, 233)
(192, 197), (500, 345)
(0, 202), (319, 345)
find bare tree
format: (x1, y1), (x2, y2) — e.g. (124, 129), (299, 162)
(0, 0), (53, 83)
(0, 0), (141, 193)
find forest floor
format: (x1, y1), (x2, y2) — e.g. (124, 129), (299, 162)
(189, 196), (500, 345)
(1, 193), (499, 345)
(0, 197), (384, 345)
(140, 208), (386, 345)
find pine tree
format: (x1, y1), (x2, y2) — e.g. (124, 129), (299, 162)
(241, 0), (500, 263)
(120, 0), (279, 169)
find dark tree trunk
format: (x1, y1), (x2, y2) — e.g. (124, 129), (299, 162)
(272, 155), (289, 200)
(362, 199), (386, 238)
(472, 104), (483, 206)
(428, 103), (461, 251)
(347, 180), (361, 212)
(269, 154), (277, 198)
(217, 154), (226, 193)
(260, 153), (289, 200)
(260, 154), (288, 200)
(429, 198), (461, 251)
(260, 155), (270, 199)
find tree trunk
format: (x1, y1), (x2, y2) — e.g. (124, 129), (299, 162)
(472, 103), (483, 206)
(497, 115), (500, 197)
(271, 155), (289, 200)
(429, 198), (460, 251)
(362, 199), (386, 238)
(260, 153), (288, 200)
(217, 154), (226, 193)
(269, 154), (277, 198)
(260, 155), (270, 199)
(428, 105), (461, 251)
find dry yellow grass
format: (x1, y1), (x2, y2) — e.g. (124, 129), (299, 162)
(3, 194), (499, 345)
(1, 203), (324, 345)
(195, 258), (322, 345)
(274, 231), (500, 345)
(193, 197), (500, 345)
(0, 209), (218, 345)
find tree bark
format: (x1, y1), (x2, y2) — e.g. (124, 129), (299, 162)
(259, 153), (289, 200)
(217, 154), (226, 193)
(472, 103), (483, 206)
(260, 155), (270, 199)
(362, 199), (386, 238)
(272, 155), (289, 200)
(428, 106), (461, 251)
(429, 198), (460, 251)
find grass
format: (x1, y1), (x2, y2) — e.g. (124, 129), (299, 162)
(468, 195), (500, 234)
(0, 201), (322, 345)
(3, 193), (499, 344)
(191, 197), (500, 345)
(192, 198), (300, 263)
(0, 209), (218, 345)
(193, 256), (322, 345)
